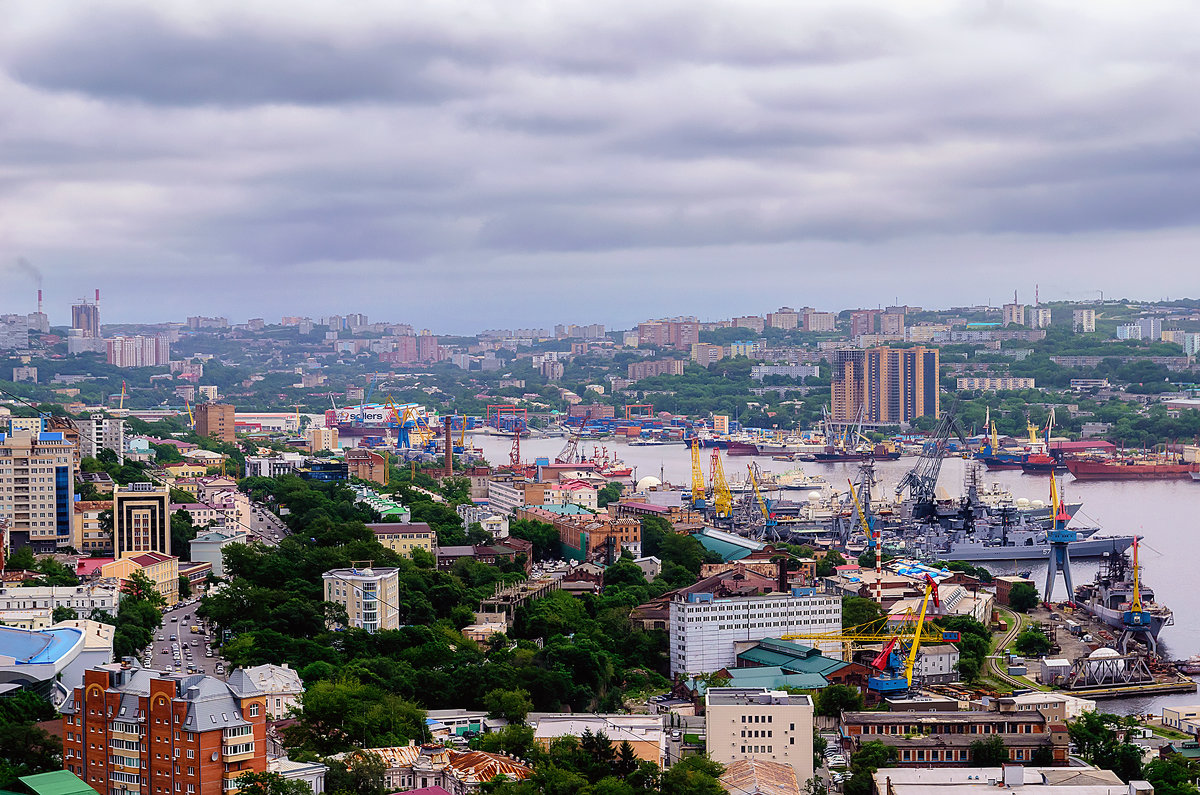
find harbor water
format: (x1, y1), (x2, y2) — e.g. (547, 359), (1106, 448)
(473, 434), (1200, 715)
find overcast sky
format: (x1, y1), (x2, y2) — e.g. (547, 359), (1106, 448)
(3, 1), (1199, 332)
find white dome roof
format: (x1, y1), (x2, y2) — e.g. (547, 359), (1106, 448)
(636, 476), (663, 492)
(1090, 647), (1120, 659)
(807, 491), (823, 502)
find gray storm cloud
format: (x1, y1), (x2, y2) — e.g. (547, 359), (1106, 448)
(1, 0), (1199, 329)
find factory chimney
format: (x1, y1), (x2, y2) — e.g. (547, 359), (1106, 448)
(444, 417), (454, 478)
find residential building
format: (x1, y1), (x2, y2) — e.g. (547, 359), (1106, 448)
(989, 693), (1095, 723)
(850, 311), (879, 337)
(101, 552), (180, 605)
(544, 480), (598, 510)
(691, 343), (725, 366)
(0, 430), (78, 553)
(913, 645), (960, 684)
(73, 500), (113, 555)
(874, 766), (1141, 795)
(1137, 317), (1163, 341)
(195, 403), (236, 443)
(114, 482), (172, 558)
(322, 566), (400, 632)
(61, 664), (268, 795)
(105, 335), (171, 367)
(705, 688), (814, 785)
(732, 316), (766, 334)
(1002, 300), (1025, 326)
(830, 347), (940, 425)
(669, 588), (842, 677)
(13, 366), (37, 383)
(750, 364), (819, 382)
(190, 530), (250, 578)
(352, 744), (532, 794)
(229, 664), (303, 720)
(880, 313), (905, 336)
(308, 426), (339, 452)
(71, 298), (101, 338)
(803, 312), (836, 332)
(540, 360), (564, 381)
(842, 710), (1069, 766)
(628, 359), (685, 380)
(728, 341), (760, 358)
(0, 582), (120, 618)
(1116, 324), (1141, 341)
(266, 757), (327, 795)
(346, 448), (388, 485)
(533, 715), (666, 767)
(1072, 309), (1097, 333)
(197, 385), (219, 402)
(956, 377), (1036, 391)
(77, 417), (126, 464)
(765, 308), (800, 331)
(638, 317), (700, 351)
(1033, 307), (1053, 329)
(368, 523), (438, 558)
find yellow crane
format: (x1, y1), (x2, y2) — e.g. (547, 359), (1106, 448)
(690, 440), (707, 510)
(709, 449), (732, 518)
(184, 398), (195, 429)
(749, 464), (771, 526)
(847, 477), (874, 548)
(119, 380), (126, 411)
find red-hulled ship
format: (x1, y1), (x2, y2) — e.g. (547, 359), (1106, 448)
(1065, 458), (1200, 480)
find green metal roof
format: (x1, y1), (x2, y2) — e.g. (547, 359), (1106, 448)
(19, 771), (99, 795)
(695, 534), (753, 562)
(727, 667), (829, 692)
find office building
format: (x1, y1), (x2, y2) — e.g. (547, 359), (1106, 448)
(61, 664), (268, 795)
(106, 335), (171, 368)
(195, 404), (236, 443)
(114, 482), (171, 558)
(705, 688), (814, 785)
(78, 417), (126, 465)
(831, 346), (940, 425)
(322, 566), (400, 632)
(0, 430), (77, 553)
(1072, 309), (1096, 333)
(669, 588), (842, 678)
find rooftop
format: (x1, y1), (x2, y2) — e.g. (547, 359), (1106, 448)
(706, 688), (813, 708)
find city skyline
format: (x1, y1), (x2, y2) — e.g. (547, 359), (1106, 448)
(5, 2), (1200, 330)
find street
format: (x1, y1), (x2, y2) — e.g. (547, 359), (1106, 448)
(240, 502), (290, 547)
(141, 599), (225, 679)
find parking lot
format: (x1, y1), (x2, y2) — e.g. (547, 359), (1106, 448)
(141, 598), (226, 679)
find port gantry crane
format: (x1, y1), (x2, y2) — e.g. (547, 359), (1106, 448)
(748, 463), (776, 536)
(709, 449), (733, 520)
(894, 398), (967, 522)
(690, 440), (707, 511)
(782, 575), (954, 695)
(556, 424), (583, 464)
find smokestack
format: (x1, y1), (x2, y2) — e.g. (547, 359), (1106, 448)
(444, 417), (453, 478)
(37, 289), (42, 315)
(95, 288), (100, 303)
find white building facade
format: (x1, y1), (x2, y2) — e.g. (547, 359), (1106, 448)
(668, 589), (842, 677)
(705, 688), (814, 785)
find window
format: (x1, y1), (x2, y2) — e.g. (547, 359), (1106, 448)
(248, 704), (259, 718)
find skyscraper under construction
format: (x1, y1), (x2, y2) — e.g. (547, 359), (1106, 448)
(831, 346), (940, 425)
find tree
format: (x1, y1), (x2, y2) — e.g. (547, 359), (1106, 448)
(234, 772), (313, 795)
(123, 570), (166, 608)
(1014, 627), (1052, 657)
(6, 546), (35, 571)
(815, 550), (845, 578)
(1008, 582), (1040, 613)
(179, 575), (192, 599)
(1069, 712), (1144, 782)
(52, 605), (78, 623)
(597, 483), (623, 508)
(970, 735), (1009, 766)
(842, 596), (884, 630)
(844, 741), (897, 795)
(324, 751), (386, 795)
(660, 754), (725, 795)
(484, 688), (534, 724)
(815, 684), (864, 718)
(1144, 753), (1200, 795)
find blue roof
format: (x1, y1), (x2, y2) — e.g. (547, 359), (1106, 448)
(0, 626), (82, 665)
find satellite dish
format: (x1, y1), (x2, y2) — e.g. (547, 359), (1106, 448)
(211, 752), (219, 762)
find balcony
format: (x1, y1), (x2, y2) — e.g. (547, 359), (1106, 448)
(222, 742), (255, 762)
(223, 777), (243, 792)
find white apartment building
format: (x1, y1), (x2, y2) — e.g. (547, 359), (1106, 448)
(0, 430), (77, 552)
(238, 663), (304, 719)
(0, 582), (120, 617)
(485, 480), (524, 516)
(668, 589), (842, 677)
(323, 566), (400, 632)
(705, 688), (814, 785)
(77, 417), (126, 464)
(1072, 309), (1097, 333)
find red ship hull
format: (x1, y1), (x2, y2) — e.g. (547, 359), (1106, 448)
(1065, 459), (1199, 480)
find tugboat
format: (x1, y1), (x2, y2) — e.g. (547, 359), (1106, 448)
(1074, 538), (1173, 654)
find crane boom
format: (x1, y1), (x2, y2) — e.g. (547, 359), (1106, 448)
(710, 450), (732, 518)
(690, 440), (707, 509)
(895, 398), (967, 521)
(903, 577), (938, 686)
(749, 464), (771, 524)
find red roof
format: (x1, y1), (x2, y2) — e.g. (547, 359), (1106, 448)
(130, 552), (178, 566)
(77, 558), (114, 576)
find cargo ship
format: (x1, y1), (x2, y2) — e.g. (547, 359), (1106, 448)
(1065, 457), (1199, 480)
(812, 443), (901, 462)
(726, 440), (760, 456)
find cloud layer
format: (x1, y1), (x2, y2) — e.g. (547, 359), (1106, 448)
(3, 1), (1200, 329)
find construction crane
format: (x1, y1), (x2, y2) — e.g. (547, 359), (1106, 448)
(119, 381), (126, 411)
(895, 398), (967, 522)
(690, 440), (707, 511)
(557, 424), (583, 464)
(709, 449), (732, 518)
(184, 398), (195, 429)
(748, 464), (775, 531)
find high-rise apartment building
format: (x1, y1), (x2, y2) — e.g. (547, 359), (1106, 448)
(1072, 309), (1096, 333)
(323, 566), (400, 632)
(732, 316), (766, 334)
(106, 335), (171, 368)
(1033, 307), (1053, 329)
(1002, 300), (1025, 326)
(850, 310), (879, 338)
(78, 418), (127, 465)
(831, 346), (940, 425)
(637, 318), (700, 351)
(71, 293), (101, 338)
(114, 482), (171, 559)
(705, 688), (814, 784)
(0, 430), (77, 553)
(195, 404), (235, 443)
(802, 312), (837, 333)
(346, 448), (388, 485)
(61, 664), (268, 795)
(879, 313), (906, 336)
(765, 308), (800, 331)
(627, 360), (685, 380)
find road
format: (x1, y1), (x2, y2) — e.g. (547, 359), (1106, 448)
(142, 599), (225, 679)
(241, 502), (290, 547)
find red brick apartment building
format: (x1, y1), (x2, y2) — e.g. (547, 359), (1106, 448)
(61, 664), (267, 795)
